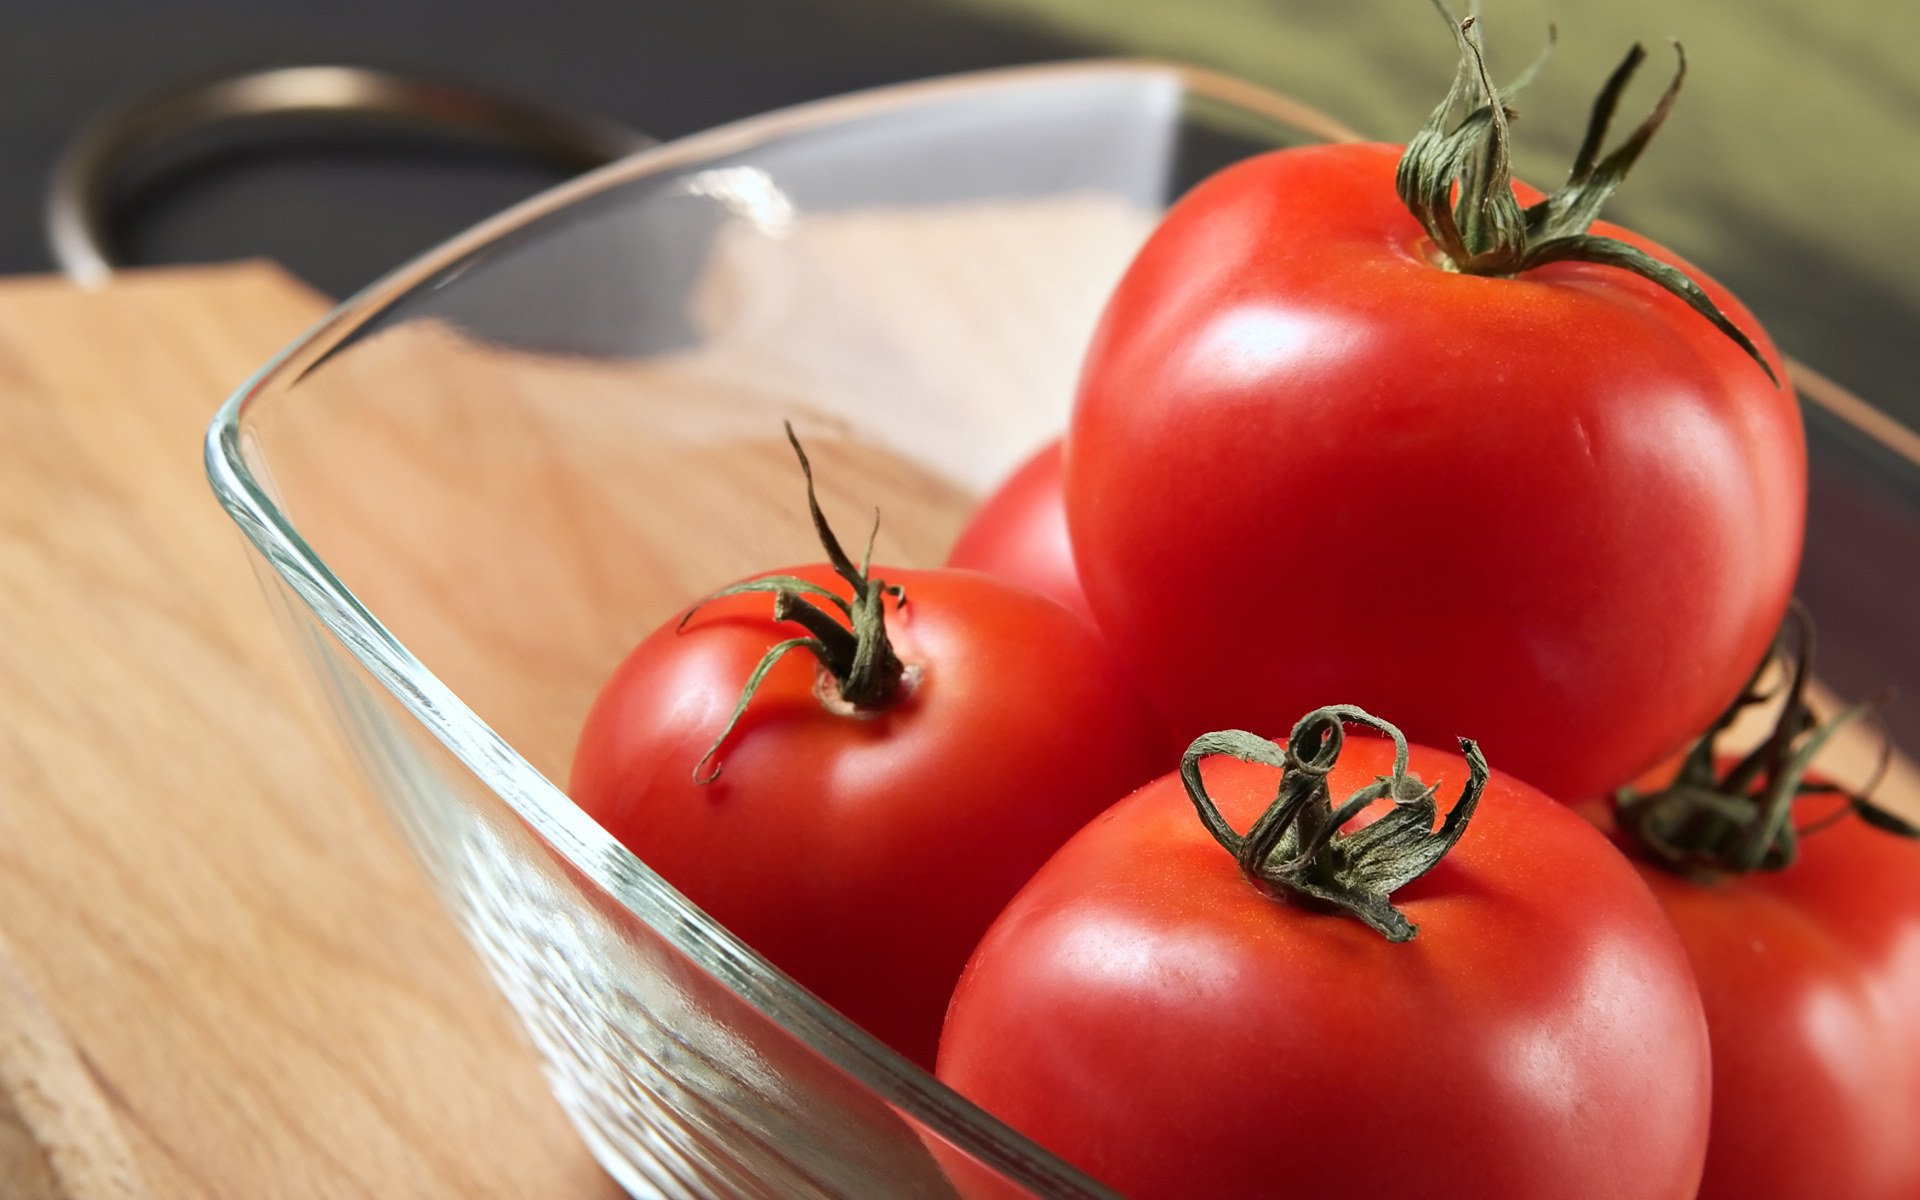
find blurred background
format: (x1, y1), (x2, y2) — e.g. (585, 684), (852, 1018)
(4, 0), (1914, 425)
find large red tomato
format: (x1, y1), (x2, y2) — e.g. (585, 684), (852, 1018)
(1065, 36), (1804, 801)
(944, 439), (1092, 627)
(937, 707), (1712, 1199)
(571, 435), (1172, 1068)
(1602, 615), (1920, 1200)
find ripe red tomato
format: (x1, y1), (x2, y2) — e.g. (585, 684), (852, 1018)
(1599, 614), (1920, 1200)
(1610, 812), (1920, 1200)
(571, 439), (1172, 1068)
(944, 439), (1092, 628)
(938, 709), (1711, 1200)
(1064, 39), (1804, 802)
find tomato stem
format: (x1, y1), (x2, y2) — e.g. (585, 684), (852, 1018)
(1614, 602), (1912, 877)
(1181, 706), (1487, 942)
(1395, 1), (1778, 386)
(684, 423), (909, 783)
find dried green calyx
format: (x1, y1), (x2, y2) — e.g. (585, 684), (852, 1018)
(1181, 706), (1487, 942)
(1615, 602), (1912, 878)
(683, 423), (908, 783)
(1395, 1), (1778, 386)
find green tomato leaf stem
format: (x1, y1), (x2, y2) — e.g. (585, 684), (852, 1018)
(1614, 601), (1910, 877)
(1396, 3), (1778, 386)
(1181, 706), (1488, 942)
(684, 423), (908, 783)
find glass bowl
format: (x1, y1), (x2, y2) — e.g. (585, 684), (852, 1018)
(205, 60), (1920, 1199)
(202, 61), (1354, 1198)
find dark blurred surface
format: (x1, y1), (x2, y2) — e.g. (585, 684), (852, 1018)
(0, 0), (1084, 297)
(8, 1), (1914, 423)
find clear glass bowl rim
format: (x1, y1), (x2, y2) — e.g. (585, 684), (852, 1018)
(201, 58), (1362, 1196)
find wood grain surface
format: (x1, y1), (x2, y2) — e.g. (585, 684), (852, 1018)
(0, 926), (148, 1200)
(0, 264), (618, 1199)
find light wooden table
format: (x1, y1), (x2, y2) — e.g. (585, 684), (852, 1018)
(0, 263), (620, 1200)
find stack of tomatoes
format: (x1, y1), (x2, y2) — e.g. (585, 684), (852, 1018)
(572, 15), (1918, 1200)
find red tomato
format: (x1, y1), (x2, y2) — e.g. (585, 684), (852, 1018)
(1599, 611), (1920, 1200)
(571, 441), (1172, 1068)
(939, 710), (1711, 1200)
(1065, 43), (1803, 802)
(945, 439), (1092, 628)
(1607, 810), (1920, 1200)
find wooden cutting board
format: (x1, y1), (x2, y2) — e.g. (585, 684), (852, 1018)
(0, 263), (622, 1200)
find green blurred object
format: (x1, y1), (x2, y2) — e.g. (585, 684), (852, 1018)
(930, 0), (1920, 424)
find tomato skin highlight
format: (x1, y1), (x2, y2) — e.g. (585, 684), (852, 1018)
(945, 440), (1092, 628)
(937, 736), (1712, 1200)
(1600, 804), (1920, 1200)
(570, 563), (1173, 1068)
(1066, 141), (1805, 802)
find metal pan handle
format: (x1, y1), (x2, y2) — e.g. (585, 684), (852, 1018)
(46, 64), (652, 286)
